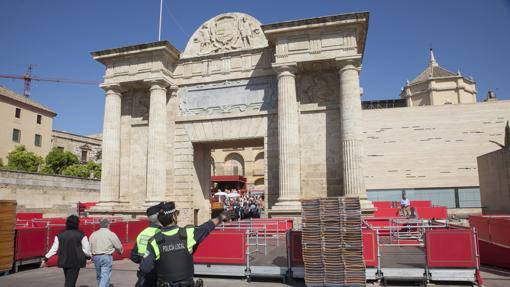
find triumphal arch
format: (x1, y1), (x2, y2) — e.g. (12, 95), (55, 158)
(91, 12), (372, 223)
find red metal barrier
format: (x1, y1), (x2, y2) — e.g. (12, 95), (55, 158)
(109, 222), (128, 243)
(193, 231), (247, 265)
(80, 224), (97, 238)
(288, 231), (303, 267)
(469, 216), (490, 241)
(16, 213), (43, 221)
(15, 227), (47, 260)
(416, 207), (447, 219)
(363, 230), (378, 267)
(410, 200), (432, 207)
(425, 229), (477, 268)
(488, 217), (510, 247)
(478, 240), (510, 269)
(373, 208), (400, 218)
(127, 220), (149, 242)
(373, 201), (392, 209)
(47, 225), (65, 252)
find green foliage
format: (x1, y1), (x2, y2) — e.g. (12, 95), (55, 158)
(62, 161), (101, 179)
(7, 145), (43, 172)
(490, 121), (510, 149)
(95, 150), (102, 161)
(0, 158), (4, 167)
(43, 148), (79, 174)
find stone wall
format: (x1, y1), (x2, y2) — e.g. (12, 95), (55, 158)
(477, 148), (510, 214)
(363, 100), (510, 190)
(0, 169), (99, 217)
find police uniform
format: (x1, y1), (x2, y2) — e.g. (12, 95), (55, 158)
(131, 203), (163, 287)
(140, 203), (216, 287)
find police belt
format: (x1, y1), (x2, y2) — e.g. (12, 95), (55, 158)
(157, 278), (202, 287)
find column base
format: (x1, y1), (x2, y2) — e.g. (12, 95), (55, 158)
(360, 199), (376, 215)
(88, 201), (137, 217)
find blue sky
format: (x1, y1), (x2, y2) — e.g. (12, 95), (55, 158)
(1, 0), (509, 135)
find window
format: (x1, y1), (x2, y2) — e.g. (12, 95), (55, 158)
(34, 134), (42, 147)
(81, 150), (88, 162)
(15, 108), (21, 118)
(57, 146), (64, 150)
(12, 129), (21, 142)
(37, 115), (42, 124)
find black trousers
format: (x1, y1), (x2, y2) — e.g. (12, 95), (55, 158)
(62, 267), (80, 287)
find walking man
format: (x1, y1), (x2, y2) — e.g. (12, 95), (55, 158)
(89, 218), (124, 287)
(140, 202), (228, 287)
(41, 215), (92, 287)
(131, 203), (163, 287)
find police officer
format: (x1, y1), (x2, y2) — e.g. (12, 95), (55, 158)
(131, 203), (163, 287)
(140, 202), (228, 287)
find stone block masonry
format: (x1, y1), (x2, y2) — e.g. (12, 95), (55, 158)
(0, 170), (99, 217)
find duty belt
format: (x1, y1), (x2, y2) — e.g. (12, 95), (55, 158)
(157, 278), (202, 287)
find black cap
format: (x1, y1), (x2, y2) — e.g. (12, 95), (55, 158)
(160, 201), (177, 215)
(146, 202), (163, 216)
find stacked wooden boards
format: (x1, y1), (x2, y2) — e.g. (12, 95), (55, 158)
(0, 200), (16, 273)
(301, 197), (365, 286)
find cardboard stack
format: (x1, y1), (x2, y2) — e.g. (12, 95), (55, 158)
(301, 197), (365, 286)
(0, 200), (16, 273)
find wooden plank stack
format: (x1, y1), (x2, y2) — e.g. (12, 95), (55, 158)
(0, 200), (16, 273)
(301, 197), (365, 286)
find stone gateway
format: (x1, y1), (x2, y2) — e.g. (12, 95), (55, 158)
(90, 12), (373, 224)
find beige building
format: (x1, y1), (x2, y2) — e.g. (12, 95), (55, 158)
(0, 86), (56, 163)
(51, 130), (102, 163)
(211, 147), (265, 192)
(400, 49), (477, 106)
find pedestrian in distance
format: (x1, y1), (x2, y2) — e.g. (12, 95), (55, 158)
(140, 201), (229, 287)
(400, 193), (411, 217)
(89, 218), (124, 287)
(41, 214), (92, 287)
(131, 202), (163, 287)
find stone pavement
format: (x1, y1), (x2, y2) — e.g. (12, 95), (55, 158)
(0, 259), (509, 287)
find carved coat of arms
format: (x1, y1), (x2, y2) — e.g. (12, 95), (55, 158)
(185, 13), (268, 58)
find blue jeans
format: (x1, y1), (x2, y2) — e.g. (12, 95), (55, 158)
(93, 254), (113, 287)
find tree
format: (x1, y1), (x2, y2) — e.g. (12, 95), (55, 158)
(490, 121), (510, 148)
(6, 145), (43, 172)
(0, 158), (4, 168)
(43, 148), (79, 174)
(62, 161), (101, 179)
(95, 150), (102, 161)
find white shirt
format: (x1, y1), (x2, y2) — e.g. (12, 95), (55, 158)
(400, 198), (410, 207)
(45, 236), (92, 259)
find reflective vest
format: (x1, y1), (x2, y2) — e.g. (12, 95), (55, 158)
(136, 226), (160, 256)
(150, 227), (196, 283)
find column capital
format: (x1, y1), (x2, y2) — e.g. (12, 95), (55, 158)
(272, 63), (298, 79)
(335, 58), (362, 73)
(145, 79), (171, 92)
(100, 83), (125, 95)
(169, 85), (179, 97)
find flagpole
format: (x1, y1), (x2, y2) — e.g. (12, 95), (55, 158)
(158, 0), (163, 41)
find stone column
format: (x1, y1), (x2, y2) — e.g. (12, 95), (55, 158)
(274, 64), (301, 208)
(146, 80), (168, 203)
(338, 61), (368, 200)
(99, 84), (122, 203)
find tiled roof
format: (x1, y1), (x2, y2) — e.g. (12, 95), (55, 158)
(0, 86), (56, 116)
(410, 65), (457, 84)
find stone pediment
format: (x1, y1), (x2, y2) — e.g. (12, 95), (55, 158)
(182, 13), (268, 59)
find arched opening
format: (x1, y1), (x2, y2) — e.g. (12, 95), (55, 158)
(224, 153), (245, 176)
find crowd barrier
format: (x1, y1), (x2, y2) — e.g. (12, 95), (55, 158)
(193, 230), (247, 265)
(371, 206), (447, 220)
(11, 217), (151, 271)
(469, 215), (510, 269)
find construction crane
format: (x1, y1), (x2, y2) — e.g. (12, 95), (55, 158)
(0, 64), (100, 98)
